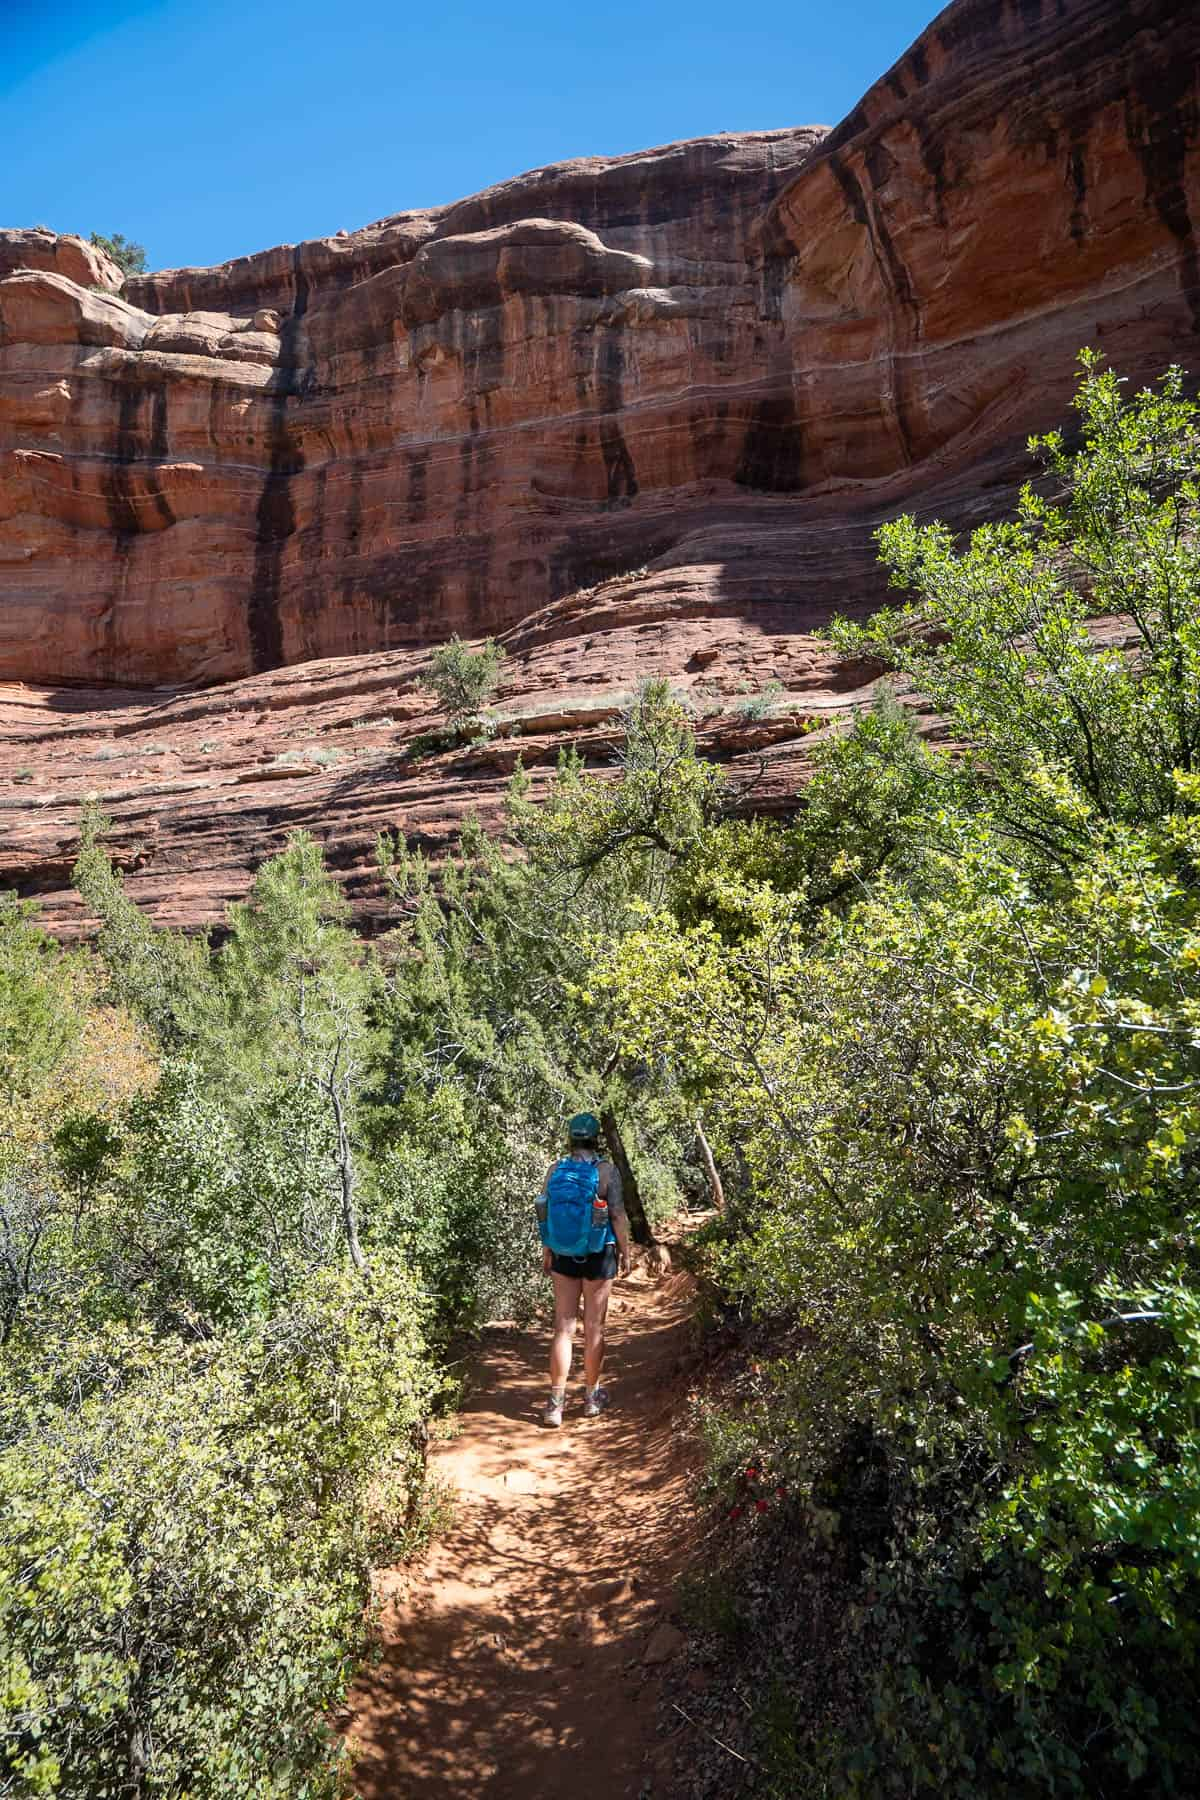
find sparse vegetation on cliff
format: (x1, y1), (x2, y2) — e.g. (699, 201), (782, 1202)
(732, 677), (784, 720)
(88, 230), (146, 276)
(424, 634), (507, 727)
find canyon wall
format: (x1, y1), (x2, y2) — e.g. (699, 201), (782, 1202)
(2, 0), (1197, 693)
(1, 0), (1198, 931)
(0, 132), (826, 685)
(761, 0), (1200, 484)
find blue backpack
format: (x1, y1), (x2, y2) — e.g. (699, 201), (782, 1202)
(537, 1157), (611, 1258)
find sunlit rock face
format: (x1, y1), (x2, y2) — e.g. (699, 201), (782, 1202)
(0, 0), (1197, 934)
(0, 130), (828, 686)
(761, 0), (1200, 487)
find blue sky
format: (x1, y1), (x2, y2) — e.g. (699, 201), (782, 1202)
(3, 0), (937, 273)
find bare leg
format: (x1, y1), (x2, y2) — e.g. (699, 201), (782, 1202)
(549, 1274), (583, 1392)
(582, 1278), (614, 1391)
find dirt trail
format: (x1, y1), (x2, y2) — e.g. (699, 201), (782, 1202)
(346, 1259), (701, 1799)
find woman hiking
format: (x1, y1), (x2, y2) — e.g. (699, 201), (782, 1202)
(535, 1111), (632, 1428)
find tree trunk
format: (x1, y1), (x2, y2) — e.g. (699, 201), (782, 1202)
(601, 1108), (653, 1246)
(325, 1041), (371, 1282)
(695, 1120), (724, 1209)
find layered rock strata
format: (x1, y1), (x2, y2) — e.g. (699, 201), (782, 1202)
(761, 0), (1200, 483)
(0, 130), (829, 686)
(1, 0), (1198, 931)
(0, 584), (894, 935)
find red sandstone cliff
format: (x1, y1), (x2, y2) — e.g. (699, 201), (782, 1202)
(1, 0), (1198, 931)
(0, 131), (827, 686)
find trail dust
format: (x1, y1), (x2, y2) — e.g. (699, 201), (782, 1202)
(345, 1249), (703, 1799)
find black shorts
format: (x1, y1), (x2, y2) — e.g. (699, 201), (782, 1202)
(549, 1242), (618, 1281)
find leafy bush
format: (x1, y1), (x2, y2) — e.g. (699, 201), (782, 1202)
(1, 839), (437, 1795)
(88, 231), (147, 276)
(424, 635), (506, 726)
(1, 1257), (431, 1798)
(831, 351), (1200, 850)
(589, 357), (1200, 1793)
(733, 678), (783, 721)
(372, 1111), (545, 1335)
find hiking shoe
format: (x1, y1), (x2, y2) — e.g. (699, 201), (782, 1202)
(541, 1394), (565, 1429)
(583, 1387), (610, 1419)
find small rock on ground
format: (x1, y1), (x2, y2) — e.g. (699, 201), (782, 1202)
(643, 1622), (686, 1667)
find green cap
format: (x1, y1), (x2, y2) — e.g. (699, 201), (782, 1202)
(568, 1111), (601, 1142)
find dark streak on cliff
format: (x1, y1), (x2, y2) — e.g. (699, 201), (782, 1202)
(249, 249), (311, 673)
(597, 324), (638, 508)
(1125, 58), (1200, 336)
(735, 394), (806, 493)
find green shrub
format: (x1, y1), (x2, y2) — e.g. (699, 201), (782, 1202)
(589, 357), (1200, 1794)
(0, 1256), (431, 1797)
(371, 1111), (545, 1335)
(732, 678), (783, 721)
(88, 232), (147, 277)
(9, 790), (705, 1793)
(0, 834), (451, 1795)
(424, 635), (506, 726)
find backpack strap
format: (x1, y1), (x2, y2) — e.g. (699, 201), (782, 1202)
(596, 1161), (617, 1246)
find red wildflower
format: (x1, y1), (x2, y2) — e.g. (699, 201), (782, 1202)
(755, 1499), (770, 1514)
(744, 1466), (759, 1482)
(776, 1487), (786, 1500)
(728, 1505), (743, 1521)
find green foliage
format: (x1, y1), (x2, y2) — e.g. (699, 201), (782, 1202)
(518, 678), (724, 880)
(424, 634), (506, 726)
(88, 231), (147, 276)
(1, 1257), (430, 1798)
(733, 677), (783, 720)
(677, 1564), (748, 1643)
(590, 358), (1200, 1794)
(0, 897), (82, 1103)
(371, 1110), (544, 1334)
(831, 353), (1200, 858)
(0, 896), (149, 1349)
(200, 828), (372, 1092)
(72, 806), (205, 1046)
(667, 691), (936, 937)
(1, 833), (433, 1793)
(370, 680), (710, 1263)
(3, 759), (705, 1789)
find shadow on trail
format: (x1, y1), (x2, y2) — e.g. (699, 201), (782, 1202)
(346, 1268), (701, 1800)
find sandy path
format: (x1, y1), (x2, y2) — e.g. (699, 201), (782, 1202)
(346, 1261), (699, 1799)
